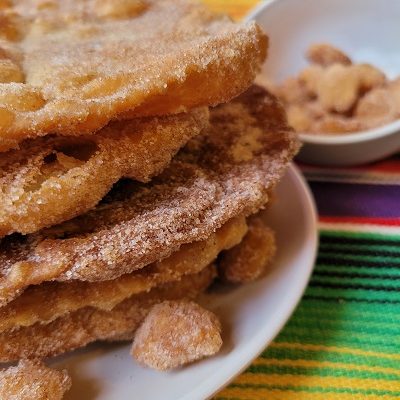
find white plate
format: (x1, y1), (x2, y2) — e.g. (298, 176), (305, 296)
(50, 164), (317, 400)
(249, 0), (400, 166)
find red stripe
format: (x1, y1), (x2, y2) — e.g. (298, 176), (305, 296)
(351, 160), (400, 173)
(298, 159), (400, 174)
(319, 216), (400, 226)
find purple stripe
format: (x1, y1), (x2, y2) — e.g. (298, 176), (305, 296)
(309, 181), (400, 218)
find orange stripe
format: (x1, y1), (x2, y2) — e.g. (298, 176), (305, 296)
(235, 373), (400, 392)
(252, 358), (400, 377)
(219, 387), (399, 400)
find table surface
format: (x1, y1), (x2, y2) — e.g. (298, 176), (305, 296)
(203, 1), (400, 399)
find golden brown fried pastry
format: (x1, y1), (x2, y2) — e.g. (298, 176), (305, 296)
(317, 64), (360, 113)
(218, 217), (276, 283)
(0, 265), (215, 362)
(298, 65), (324, 97)
(356, 87), (398, 122)
(132, 300), (222, 370)
(0, 108), (208, 237)
(0, 0), (267, 151)
(0, 86), (299, 307)
(306, 43), (352, 66)
(0, 359), (71, 400)
(0, 216), (246, 333)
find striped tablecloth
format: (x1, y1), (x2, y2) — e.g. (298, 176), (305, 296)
(204, 1), (400, 399)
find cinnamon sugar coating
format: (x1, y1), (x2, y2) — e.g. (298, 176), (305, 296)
(0, 265), (215, 362)
(0, 108), (208, 236)
(0, 216), (246, 333)
(0, 359), (71, 400)
(0, 86), (299, 307)
(0, 0), (267, 151)
(132, 300), (222, 370)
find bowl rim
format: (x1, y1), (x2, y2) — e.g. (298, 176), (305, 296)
(245, 0), (400, 146)
(299, 120), (400, 145)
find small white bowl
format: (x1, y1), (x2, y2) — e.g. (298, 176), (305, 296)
(247, 0), (400, 166)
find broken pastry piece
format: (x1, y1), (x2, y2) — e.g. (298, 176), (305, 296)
(131, 300), (222, 370)
(306, 43), (351, 67)
(218, 217), (276, 283)
(270, 43), (400, 134)
(0, 359), (71, 400)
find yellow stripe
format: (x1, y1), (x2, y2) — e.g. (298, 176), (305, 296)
(202, 0), (260, 20)
(234, 373), (400, 392)
(218, 387), (399, 400)
(270, 342), (400, 361)
(253, 358), (400, 377)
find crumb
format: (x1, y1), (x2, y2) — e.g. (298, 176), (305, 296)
(299, 64), (324, 96)
(218, 217), (276, 283)
(271, 43), (400, 134)
(286, 104), (313, 132)
(306, 43), (352, 66)
(131, 300), (222, 370)
(0, 359), (71, 400)
(275, 77), (309, 104)
(317, 64), (359, 112)
(354, 63), (386, 92)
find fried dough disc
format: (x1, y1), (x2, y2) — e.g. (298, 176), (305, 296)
(0, 86), (299, 307)
(0, 360), (71, 400)
(0, 107), (208, 237)
(0, 265), (216, 362)
(0, 216), (246, 333)
(0, 0), (267, 151)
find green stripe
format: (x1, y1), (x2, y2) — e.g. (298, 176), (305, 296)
(293, 313), (400, 336)
(300, 297), (400, 314)
(275, 327), (400, 354)
(314, 265), (400, 279)
(261, 347), (400, 370)
(227, 383), (400, 397)
(320, 230), (400, 242)
(305, 285), (400, 302)
(245, 364), (400, 381)
(317, 252), (400, 264)
(297, 300), (400, 323)
(319, 245), (400, 258)
(295, 303), (400, 325)
(310, 275), (400, 289)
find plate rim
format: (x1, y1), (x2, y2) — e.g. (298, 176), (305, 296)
(179, 163), (319, 400)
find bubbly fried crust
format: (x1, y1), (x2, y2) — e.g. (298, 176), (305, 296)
(0, 86), (299, 306)
(0, 216), (246, 333)
(0, 266), (215, 362)
(0, 359), (71, 400)
(218, 217), (276, 283)
(0, 108), (208, 237)
(132, 300), (222, 370)
(0, 0), (267, 151)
